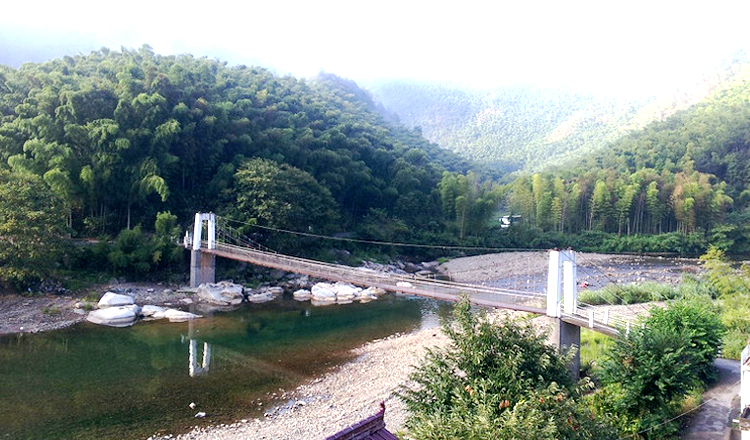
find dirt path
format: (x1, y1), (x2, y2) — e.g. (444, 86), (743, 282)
(683, 359), (741, 440)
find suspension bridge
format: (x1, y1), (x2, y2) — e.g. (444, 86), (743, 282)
(184, 213), (639, 342)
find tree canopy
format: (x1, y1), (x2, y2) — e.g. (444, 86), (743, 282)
(0, 45), (471, 242)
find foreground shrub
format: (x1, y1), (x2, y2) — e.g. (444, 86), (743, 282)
(699, 246), (750, 359)
(647, 297), (724, 382)
(598, 297), (723, 438)
(399, 299), (616, 440)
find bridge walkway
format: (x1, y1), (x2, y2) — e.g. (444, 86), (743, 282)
(200, 242), (625, 337)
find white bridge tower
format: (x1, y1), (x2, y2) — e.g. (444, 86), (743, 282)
(189, 213), (216, 287)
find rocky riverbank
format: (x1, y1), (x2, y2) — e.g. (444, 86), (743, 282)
(0, 283), (194, 336)
(167, 326), (452, 440)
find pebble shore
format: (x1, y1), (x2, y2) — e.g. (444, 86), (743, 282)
(174, 327), (450, 440)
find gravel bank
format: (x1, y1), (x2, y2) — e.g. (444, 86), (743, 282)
(439, 251), (701, 290)
(172, 328), (450, 440)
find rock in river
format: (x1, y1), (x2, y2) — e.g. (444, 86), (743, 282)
(87, 305), (140, 327)
(311, 283), (336, 302)
(293, 289), (312, 301)
(97, 292), (135, 308)
(197, 281), (245, 305)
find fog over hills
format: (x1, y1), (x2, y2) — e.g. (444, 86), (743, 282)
(364, 56), (750, 175)
(4, 0), (750, 97)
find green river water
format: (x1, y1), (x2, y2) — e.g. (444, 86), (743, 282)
(0, 295), (439, 440)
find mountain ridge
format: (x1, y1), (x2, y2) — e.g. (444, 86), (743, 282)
(365, 56), (750, 176)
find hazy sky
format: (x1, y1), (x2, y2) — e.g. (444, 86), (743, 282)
(2, 0), (749, 97)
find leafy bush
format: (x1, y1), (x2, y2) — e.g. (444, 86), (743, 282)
(647, 297), (724, 382)
(598, 297), (723, 438)
(599, 328), (697, 439)
(399, 299), (616, 440)
(698, 246), (750, 359)
(0, 171), (69, 291)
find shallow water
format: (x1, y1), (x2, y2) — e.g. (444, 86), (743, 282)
(0, 295), (438, 440)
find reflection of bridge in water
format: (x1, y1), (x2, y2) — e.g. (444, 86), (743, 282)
(187, 319), (210, 377)
(184, 213), (638, 342)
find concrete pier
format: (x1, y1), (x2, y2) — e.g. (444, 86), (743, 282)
(546, 249), (581, 379)
(549, 318), (581, 380)
(189, 249), (215, 287)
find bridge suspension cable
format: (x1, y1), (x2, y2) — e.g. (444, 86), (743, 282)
(218, 216), (541, 253)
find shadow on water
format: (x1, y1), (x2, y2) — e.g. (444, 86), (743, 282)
(0, 295), (431, 440)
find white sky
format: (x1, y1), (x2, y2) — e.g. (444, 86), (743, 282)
(2, 0), (750, 98)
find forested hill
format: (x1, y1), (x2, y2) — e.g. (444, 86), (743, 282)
(573, 63), (750, 192)
(367, 64), (746, 176)
(0, 46), (471, 241)
(499, 63), (750, 255)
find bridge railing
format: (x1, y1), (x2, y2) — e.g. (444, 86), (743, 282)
(204, 242), (551, 313)
(570, 304), (634, 335)
(190, 237), (636, 335)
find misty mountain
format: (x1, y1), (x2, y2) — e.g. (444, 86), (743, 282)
(366, 60), (750, 176)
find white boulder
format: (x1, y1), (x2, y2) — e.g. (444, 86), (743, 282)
(356, 287), (382, 302)
(246, 286), (283, 303)
(140, 305), (166, 317)
(246, 292), (275, 303)
(293, 289), (311, 301)
(311, 283), (337, 301)
(197, 281), (245, 306)
(97, 292), (135, 308)
(332, 282), (361, 301)
(161, 309), (202, 322)
(87, 305), (139, 327)
(362, 287), (386, 297)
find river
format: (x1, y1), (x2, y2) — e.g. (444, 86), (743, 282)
(0, 295), (444, 440)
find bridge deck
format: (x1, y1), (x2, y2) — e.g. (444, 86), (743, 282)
(201, 243), (624, 337)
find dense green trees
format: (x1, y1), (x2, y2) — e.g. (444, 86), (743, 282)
(0, 47), (475, 255)
(0, 170), (69, 288)
(0, 46), (509, 287)
(506, 166), (732, 237)
(501, 68), (750, 244)
(401, 297), (723, 440)
(5, 45), (750, 286)
(438, 171), (502, 239)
